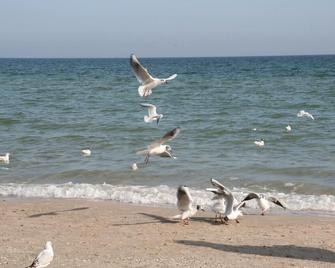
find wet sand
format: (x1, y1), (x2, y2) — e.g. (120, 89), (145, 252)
(0, 198), (334, 267)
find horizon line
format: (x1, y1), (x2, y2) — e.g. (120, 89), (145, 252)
(0, 53), (334, 60)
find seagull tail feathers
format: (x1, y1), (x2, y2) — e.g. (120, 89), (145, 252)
(138, 86), (146, 97)
(144, 116), (152, 123)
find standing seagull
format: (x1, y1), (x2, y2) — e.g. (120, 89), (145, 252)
(207, 178), (245, 223)
(0, 153), (10, 164)
(26, 241), (54, 268)
(130, 54), (177, 97)
(140, 103), (163, 125)
(242, 193), (286, 215)
(137, 127), (180, 164)
(172, 186), (203, 225)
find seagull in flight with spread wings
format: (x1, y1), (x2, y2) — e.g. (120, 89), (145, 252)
(130, 54), (177, 97)
(242, 192), (286, 215)
(137, 127), (180, 164)
(140, 103), (163, 125)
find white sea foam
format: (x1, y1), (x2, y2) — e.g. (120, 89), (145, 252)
(0, 182), (334, 213)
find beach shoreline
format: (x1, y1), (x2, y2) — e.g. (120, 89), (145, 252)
(0, 197), (334, 267)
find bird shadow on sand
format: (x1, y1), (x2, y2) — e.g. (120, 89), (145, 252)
(175, 240), (335, 263)
(112, 213), (215, 226)
(28, 207), (89, 218)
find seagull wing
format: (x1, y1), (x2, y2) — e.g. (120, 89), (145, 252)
(242, 192), (260, 202)
(130, 54), (154, 84)
(165, 74), (177, 81)
(268, 197), (286, 209)
(206, 188), (224, 195)
(140, 103), (157, 117)
(210, 178), (228, 192)
(177, 186), (193, 209)
(150, 127), (181, 148)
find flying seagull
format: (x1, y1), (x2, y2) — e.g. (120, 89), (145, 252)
(140, 103), (163, 125)
(297, 110), (315, 120)
(137, 127), (180, 164)
(26, 241), (54, 268)
(0, 153), (10, 164)
(130, 54), (177, 97)
(172, 186), (204, 225)
(242, 193), (286, 215)
(206, 178), (245, 223)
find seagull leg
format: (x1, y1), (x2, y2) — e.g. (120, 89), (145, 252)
(144, 154), (150, 165)
(235, 219), (240, 223)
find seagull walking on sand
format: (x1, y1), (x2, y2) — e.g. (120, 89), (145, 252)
(172, 186), (204, 225)
(242, 193), (286, 215)
(297, 110), (315, 120)
(137, 127), (180, 164)
(140, 103), (163, 125)
(286, 125), (292, 132)
(206, 178), (245, 224)
(81, 149), (91, 156)
(0, 153), (10, 164)
(26, 241), (54, 268)
(254, 139), (264, 147)
(130, 54), (177, 97)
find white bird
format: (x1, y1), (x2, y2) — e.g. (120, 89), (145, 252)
(172, 186), (203, 225)
(130, 54), (177, 97)
(254, 139), (265, 147)
(81, 149), (91, 156)
(242, 193), (286, 215)
(297, 110), (315, 120)
(207, 178), (245, 223)
(26, 241), (54, 268)
(131, 163), (138, 170)
(286, 125), (292, 132)
(0, 153), (10, 164)
(137, 127), (180, 164)
(140, 103), (163, 125)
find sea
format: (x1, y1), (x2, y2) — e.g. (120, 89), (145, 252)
(0, 55), (334, 214)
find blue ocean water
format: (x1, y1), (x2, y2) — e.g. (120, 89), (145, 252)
(0, 56), (334, 212)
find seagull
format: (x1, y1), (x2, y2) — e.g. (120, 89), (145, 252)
(81, 149), (91, 156)
(130, 54), (177, 97)
(131, 163), (138, 170)
(286, 125), (292, 132)
(242, 193), (286, 215)
(26, 241), (54, 268)
(0, 153), (10, 164)
(206, 178), (245, 223)
(254, 139), (264, 147)
(140, 103), (163, 125)
(172, 186), (204, 225)
(297, 110), (315, 120)
(137, 127), (180, 164)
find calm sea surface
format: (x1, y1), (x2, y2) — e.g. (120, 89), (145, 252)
(0, 56), (334, 212)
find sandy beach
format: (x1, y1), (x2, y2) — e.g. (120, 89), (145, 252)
(0, 198), (334, 268)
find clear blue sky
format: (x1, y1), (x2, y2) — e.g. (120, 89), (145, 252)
(1, 0), (334, 58)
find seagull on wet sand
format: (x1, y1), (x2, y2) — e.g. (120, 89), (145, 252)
(26, 241), (54, 268)
(242, 193), (286, 215)
(137, 127), (180, 164)
(130, 54), (177, 97)
(297, 110), (315, 120)
(0, 153), (10, 164)
(131, 163), (138, 170)
(207, 178), (245, 224)
(140, 103), (163, 125)
(254, 139), (264, 147)
(172, 186), (204, 225)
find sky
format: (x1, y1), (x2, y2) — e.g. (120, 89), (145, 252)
(1, 0), (334, 58)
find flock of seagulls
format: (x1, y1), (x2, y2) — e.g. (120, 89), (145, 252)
(174, 178), (286, 225)
(1, 55), (318, 266)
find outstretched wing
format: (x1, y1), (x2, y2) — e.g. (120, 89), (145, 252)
(165, 74), (177, 81)
(177, 186), (192, 209)
(242, 192), (260, 202)
(140, 103), (157, 117)
(268, 197), (286, 209)
(150, 127), (180, 148)
(130, 54), (154, 84)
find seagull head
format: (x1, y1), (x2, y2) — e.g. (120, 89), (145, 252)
(196, 205), (205, 211)
(45, 241), (52, 249)
(165, 145), (172, 152)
